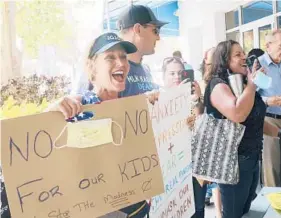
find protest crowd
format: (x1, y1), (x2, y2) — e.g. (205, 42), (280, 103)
(1, 3), (281, 218)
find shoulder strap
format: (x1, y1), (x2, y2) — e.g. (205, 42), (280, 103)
(203, 77), (226, 119)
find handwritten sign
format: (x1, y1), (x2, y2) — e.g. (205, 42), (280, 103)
(149, 84), (195, 218)
(1, 95), (164, 218)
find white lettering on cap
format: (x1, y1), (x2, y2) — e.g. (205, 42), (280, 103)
(107, 35), (121, 41)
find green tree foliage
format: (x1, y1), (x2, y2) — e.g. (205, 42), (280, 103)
(15, 0), (73, 57)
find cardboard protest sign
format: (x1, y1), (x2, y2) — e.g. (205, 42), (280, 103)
(1, 95), (164, 218)
(149, 84), (195, 218)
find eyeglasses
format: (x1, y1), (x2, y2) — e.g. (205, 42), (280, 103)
(142, 24), (160, 35)
(152, 27), (160, 35)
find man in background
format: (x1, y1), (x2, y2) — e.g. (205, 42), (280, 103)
(117, 4), (168, 97)
(114, 5), (168, 217)
(173, 50), (194, 82)
(258, 30), (281, 187)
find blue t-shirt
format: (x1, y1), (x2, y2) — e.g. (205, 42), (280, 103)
(119, 61), (159, 97)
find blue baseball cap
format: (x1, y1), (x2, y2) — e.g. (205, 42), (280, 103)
(88, 32), (137, 58)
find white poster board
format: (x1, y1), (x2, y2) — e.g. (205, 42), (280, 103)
(149, 83), (195, 218)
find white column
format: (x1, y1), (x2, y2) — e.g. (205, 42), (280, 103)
(1, 1), (21, 84)
(71, 1), (105, 94)
(178, 0), (204, 78)
(202, 11), (226, 50)
(178, 0), (231, 80)
(105, 0), (111, 31)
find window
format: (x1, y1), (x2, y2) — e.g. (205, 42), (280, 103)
(243, 30), (254, 54)
(226, 31), (240, 42)
(242, 1), (273, 24)
(225, 1), (281, 51)
(259, 25), (271, 51)
(225, 10), (239, 30)
(277, 0), (281, 12)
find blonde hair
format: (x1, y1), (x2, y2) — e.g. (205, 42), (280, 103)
(84, 39), (97, 85)
(265, 29), (281, 44)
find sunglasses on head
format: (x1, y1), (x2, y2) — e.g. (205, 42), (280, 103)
(163, 57), (184, 66)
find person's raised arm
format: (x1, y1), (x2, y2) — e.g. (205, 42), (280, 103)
(211, 61), (265, 123)
(211, 81), (256, 123)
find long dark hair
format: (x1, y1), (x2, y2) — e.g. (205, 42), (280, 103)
(210, 40), (239, 82)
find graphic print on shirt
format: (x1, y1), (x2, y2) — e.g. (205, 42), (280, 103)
(119, 61), (159, 98)
(126, 74), (157, 93)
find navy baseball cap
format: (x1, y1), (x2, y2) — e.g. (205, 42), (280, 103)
(117, 5), (169, 30)
(88, 32), (137, 58)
